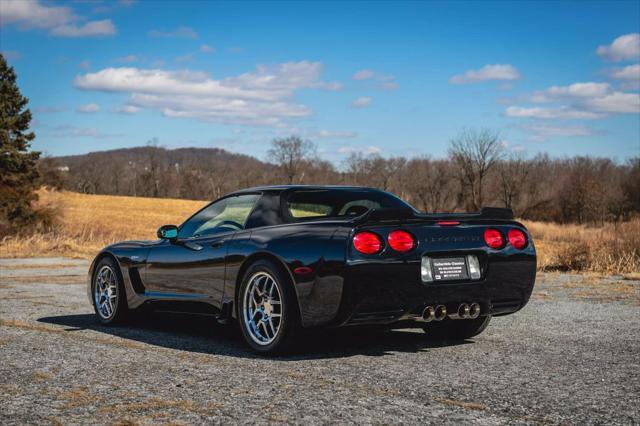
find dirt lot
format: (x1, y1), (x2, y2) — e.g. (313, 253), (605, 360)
(1, 258), (639, 424)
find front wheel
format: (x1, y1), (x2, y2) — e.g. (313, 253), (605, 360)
(238, 260), (299, 354)
(92, 257), (129, 325)
(423, 316), (491, 341)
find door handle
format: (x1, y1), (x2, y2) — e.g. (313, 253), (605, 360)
(211, 240), (225, 248)
(183, 242), (203, 251)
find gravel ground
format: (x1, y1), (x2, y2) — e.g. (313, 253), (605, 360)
(1, 258), (639, 425)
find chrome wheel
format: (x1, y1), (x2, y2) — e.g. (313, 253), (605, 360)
(94, 265), (118, 320)
(242, 272), (283, 346)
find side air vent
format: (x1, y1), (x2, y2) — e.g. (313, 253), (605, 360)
(128, 267), (146, 294)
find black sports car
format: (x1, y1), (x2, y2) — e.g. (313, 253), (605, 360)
(88, 186), (536, 353)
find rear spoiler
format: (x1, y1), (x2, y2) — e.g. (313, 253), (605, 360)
(355, 206), (514, 224)
(427, 207), (514, 221)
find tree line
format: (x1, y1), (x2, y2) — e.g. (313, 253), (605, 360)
(42, 131), (640, 225)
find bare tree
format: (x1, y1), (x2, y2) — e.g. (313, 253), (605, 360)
(343, 153), (405, 191)
(139, 139), (163, 197)
(404, 158), (457, 212)
(495, 154), (530, 211)
(449, 128), (504, 210)
(622, 157), (640, 219)
(267, 136), (316, 184)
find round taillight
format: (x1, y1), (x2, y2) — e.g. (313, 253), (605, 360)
(387, 230), (416, 253)
(508, 229), (527, 250)
(353, 231), (383, 255)
(484, 228), (504, 249)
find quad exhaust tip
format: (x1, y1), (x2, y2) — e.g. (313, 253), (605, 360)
(434, 305), (447, 321)
(422, 306), (435, 322)
(458, 303), (470, 318)
(421, 302), (482, 322)
(469, 302), (481, 319)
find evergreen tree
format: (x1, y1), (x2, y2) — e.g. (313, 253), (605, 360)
(0, 53), (41, 234)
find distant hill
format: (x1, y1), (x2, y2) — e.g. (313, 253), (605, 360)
(46, 146), (282, 200)
(54, 146), (270, 172)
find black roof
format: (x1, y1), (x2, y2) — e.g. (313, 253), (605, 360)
(231, 185), (384, 194)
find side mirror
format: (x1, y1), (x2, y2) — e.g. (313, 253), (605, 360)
(157, 225), (178, 240)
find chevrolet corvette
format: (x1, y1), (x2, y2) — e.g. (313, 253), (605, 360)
(88, 186), (536, 353)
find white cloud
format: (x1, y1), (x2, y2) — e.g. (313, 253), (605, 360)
(507, 80), (639, 121)
(610, 64), (640, 89)
(352, 96), (373, 108)
(314, 130), (358, 139)
(522, 124), (595, 142)
(379, 75), (399, 90)
(530, 82), (611, 102)
(382, 82), (399, 90)
(114, 105), (141, 114)
(49, 19), (115, 37)
(353, 69), (375, 80)
(352, 69), (398, 89)
(148, 26), (198, 39)
(200, 44), (215, 53)
(0, 0), (74, 29)
(450, 64), (521, 84)
(0, 1), (116, 37)
(77, 103), (100, 113)
(505, 106), (605, 120)
(74, 61), (342, 126)
(597, 33), (640, 62)
(584, 91), (640, 113)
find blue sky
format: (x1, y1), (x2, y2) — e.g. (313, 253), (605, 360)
(1, 0), (639, 163)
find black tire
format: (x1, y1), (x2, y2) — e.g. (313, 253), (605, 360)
(237, 259), (299, 355)
(423, 315), (491, 341)
(91, 257), (129, 325)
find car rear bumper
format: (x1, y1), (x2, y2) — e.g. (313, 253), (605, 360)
(334, 253), (536, 326)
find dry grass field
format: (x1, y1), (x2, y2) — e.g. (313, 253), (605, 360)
(1, 190), (638, 275)
(526, 220), (640, 275)
(0, 190), (207, 259)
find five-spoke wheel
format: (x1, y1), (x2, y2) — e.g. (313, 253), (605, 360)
(238, 260), (298, 354)
(94, 265), (118, 320)
(92, 257), (128, 324)
(242, 271), (283, 346)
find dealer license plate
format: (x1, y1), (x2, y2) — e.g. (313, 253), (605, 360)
(431, 257), (469, 281)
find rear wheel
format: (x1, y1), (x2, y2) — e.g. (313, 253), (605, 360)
(238, 260), (299, 354)
(423, 316), (491, 341)
(92, 257), (129, 324)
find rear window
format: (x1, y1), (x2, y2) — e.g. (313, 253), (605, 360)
(288, 202), (332, 218)
(285, 189), (411, 219)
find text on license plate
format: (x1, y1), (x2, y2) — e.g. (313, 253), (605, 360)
(431, 257), (469, 281)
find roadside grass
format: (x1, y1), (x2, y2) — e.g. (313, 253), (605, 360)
(0, 189), (638, 275)
(523, 219), (640, 275)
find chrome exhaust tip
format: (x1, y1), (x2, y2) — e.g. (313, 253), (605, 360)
(448, 303), (470, 320)
(469, 302), (481, 319)
(458, 303), (470, 319)
(434, 305), (447, 321)
(422, 306), (435, 322)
